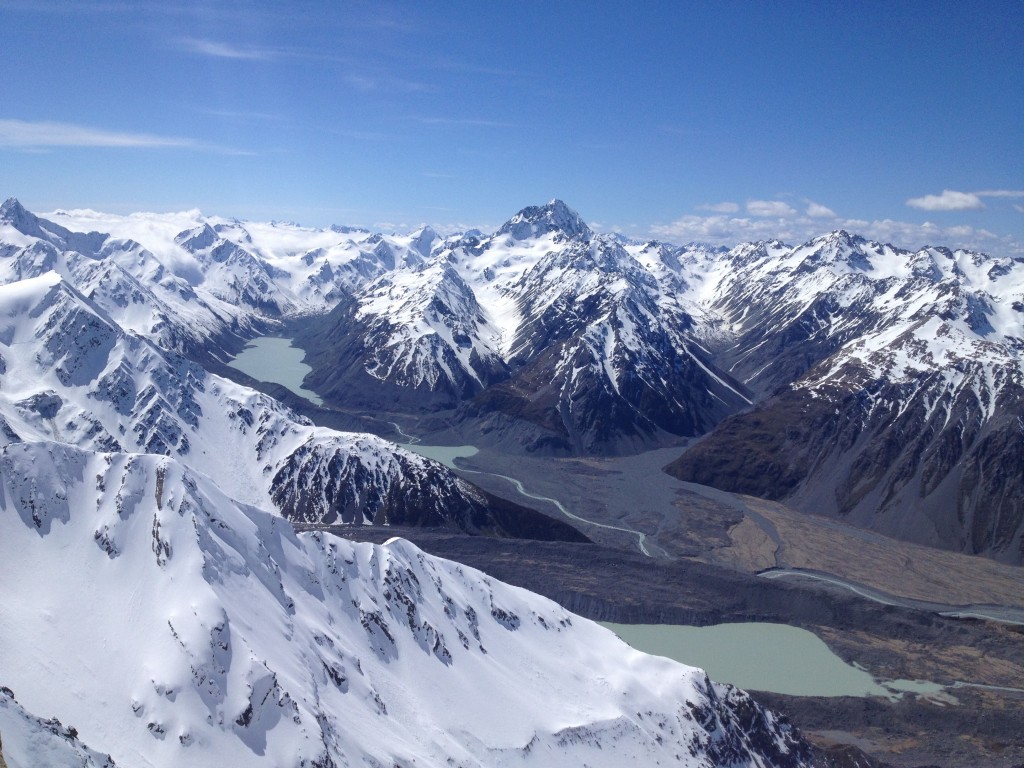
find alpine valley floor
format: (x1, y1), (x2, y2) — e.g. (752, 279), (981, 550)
(5, 197), (1024, 767)
(217, 339), (1024, 768)
(288, 425), (1024, 768)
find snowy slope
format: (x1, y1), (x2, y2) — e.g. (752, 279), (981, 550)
(44, 203), (431, 313)
(670, 232), (1024, 562)
(6, 196), (1024, 556)
(0, 440), (812, 768)
(0, 688), (116, 768)
(301, 201), (752, 452)
(0, 199), (265, 363)
(0, 273), (564, 535)
(1, 198), (433, 365)
(301, 259), (510, 407)
(694, 231), (1024, 397)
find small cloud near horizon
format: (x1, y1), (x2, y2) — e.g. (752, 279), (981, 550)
(907, 189), (985, 212)
(806, 201), (837, 218)
(747, 200), (797, 217)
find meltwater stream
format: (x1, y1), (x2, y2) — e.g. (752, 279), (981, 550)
(391, 423), (655, 556)
(227, 338), (654, 556)
(226, 335), (1010, 702)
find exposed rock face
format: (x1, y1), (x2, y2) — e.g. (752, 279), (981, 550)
(270, 433), (588, 540)
(5, 198), (1024, 559)
(0, 442), (814, 768)
(0, 273), (580, 542)
(668, 233), (1024, 563)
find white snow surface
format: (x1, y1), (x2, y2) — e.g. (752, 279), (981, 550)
(0, 441), (805, 768)
(44, 205), (430, 313)
(0, 198), (826, 768)
(0, 272), (478, 523)
(0, 687), (116, 767)
(6, 199), (1017, 413)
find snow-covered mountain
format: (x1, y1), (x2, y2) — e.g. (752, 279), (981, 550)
(299, 260), (510, 409)
(0, 271), (579, 539)
(2, 197), (752, 454)
(669, 231), (1024, 563)
(0, 440), (812, 768)
(4, 196), (1023, 560)
(301, 201), (752, 453)
(0, 198), (431, 366)
(0, 198), (263, 364)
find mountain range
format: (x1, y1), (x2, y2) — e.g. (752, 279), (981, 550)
(313, 205), (1024, 563)
(0, 196), (828, 766)
(0, 441), (810, 767)
(4, 196), (1022, 566)
(2, 192), (1021, 763)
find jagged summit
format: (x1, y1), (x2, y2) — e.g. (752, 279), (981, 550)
(1, 197), (107, 255)
(1, 197), (59, 242)
(0, 196), (28, 220)
(408, 224), (439, 258)
(498, 199), (592, 242)
(173, 222), (218, 251)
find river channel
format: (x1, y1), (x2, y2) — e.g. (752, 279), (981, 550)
(226, 334), (1009, 702)
(227, 337), (655, 555)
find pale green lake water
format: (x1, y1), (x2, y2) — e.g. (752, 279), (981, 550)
(227, 336), (323, 405)
(603, 621), (950, 701)
(229, 338), (951, 703)
(402, 444), (479, 467)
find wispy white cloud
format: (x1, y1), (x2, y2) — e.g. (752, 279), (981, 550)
(906, 189), (985, 211)
(174, 37), (434, 94)
(697, 202), (739, 214)
(650, 209), (1023, 257)
(747, 199), (797, 217)
(1014, 204), (1024, 214)
(412, 116), (514, 128)
(805, 201), (837, 218)
(0, 118), (197, 148)
(176, 37), (274, 60)
(0, 118), (248, 154)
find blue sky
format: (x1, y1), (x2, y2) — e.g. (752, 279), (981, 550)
(2, 0), (1022, 254)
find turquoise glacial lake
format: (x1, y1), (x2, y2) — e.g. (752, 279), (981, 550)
(227, 336), (323, 406)
(603, 621), (949, 700)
